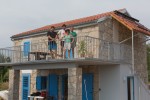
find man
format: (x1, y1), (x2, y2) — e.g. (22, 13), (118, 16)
(57, 24), (66, 57)
(47, 26), (58, 58)
(70, 27), (77, 58)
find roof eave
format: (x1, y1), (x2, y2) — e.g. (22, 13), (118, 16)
(11, 20), (98, 41)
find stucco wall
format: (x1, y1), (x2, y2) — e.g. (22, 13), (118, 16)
(99, 65), (121, 100)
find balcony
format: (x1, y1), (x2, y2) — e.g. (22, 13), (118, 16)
(0, 36), (132, 64)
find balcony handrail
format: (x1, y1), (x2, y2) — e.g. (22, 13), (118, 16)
(0, 36), (132, 50)
(0, 36), (132, 64)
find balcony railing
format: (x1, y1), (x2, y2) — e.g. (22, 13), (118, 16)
(0, 36), (132, 64)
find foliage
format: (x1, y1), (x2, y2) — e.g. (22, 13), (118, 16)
(78, 40), (87, 57)
(0, 67), (9, 83)
(0, 82), (9, 91)
(147, 44), (150, 82)
(0, 54), (9, 84)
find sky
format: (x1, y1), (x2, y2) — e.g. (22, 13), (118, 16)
(0, 0), (150, 48)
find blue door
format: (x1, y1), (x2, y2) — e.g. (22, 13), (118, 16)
(36, 76), (42, 90)
(82, 73), (93, 100)
(22, 74), (30, 100)
(61, 74), (68, 100)
(24, 42), (30, 56)
(48, 74), (58, 100)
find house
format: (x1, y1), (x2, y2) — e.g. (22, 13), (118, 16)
(0, 8), (150, 100)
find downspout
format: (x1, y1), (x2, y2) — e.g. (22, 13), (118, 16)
(132, 30), (135, 74)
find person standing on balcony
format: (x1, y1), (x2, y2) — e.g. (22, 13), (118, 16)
(64, 29), (74, 59)
(47, 26), (58, 58)
(57, 24), (66, 57)
(70, 27), (77, 58)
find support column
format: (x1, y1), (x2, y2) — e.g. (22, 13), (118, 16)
(68, 67), (82, 100)
(8, 69), (20, 100)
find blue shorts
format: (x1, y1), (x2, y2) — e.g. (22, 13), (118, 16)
(48, 41), (57, 50)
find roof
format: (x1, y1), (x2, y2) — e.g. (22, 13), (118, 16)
(11, 8), (150, 39)
(111, 12), (150, 35)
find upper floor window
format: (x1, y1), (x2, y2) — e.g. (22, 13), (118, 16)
(23, 42), (30, 56)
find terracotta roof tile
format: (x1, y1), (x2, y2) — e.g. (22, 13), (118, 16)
(12, 8), (150, 38)
(11, 9), (117, 38)
(111, 13), (150, 35)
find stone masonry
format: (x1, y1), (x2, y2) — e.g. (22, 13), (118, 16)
(9, 69), (20, 100)
(68, 67), (82, 100)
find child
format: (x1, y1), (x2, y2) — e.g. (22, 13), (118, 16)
(64, 29), (74, 58)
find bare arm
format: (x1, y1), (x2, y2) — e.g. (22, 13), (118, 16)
(71, 37), (74, 43)
(48, 35), (54, 40)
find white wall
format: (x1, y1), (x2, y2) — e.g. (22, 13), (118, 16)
(99, 64), (133, 100)
(99, 64), (150, 100)
(99, 65), (121, 100)
(119, 64), (132, 100)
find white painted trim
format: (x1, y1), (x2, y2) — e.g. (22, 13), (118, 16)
(21, 70), (32, 73)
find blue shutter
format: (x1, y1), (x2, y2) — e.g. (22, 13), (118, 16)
(36, 76), (47, 91)
(61, 74), (67, 100)
(48, 74), (58, 100)
(22, 74), (30, 100)
(42, 76), (47, 90)
(24, 42), (30, 56)
(36, 76), (42, 90)
(82, 73), (93, 100)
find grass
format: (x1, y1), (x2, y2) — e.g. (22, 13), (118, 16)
(0, 82), (8, 91)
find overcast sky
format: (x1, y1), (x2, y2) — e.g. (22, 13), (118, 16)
(0, 0), (150, 48)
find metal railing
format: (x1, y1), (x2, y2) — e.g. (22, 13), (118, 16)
(0, 36), (132, 63)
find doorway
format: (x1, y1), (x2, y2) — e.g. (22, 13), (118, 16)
(127, 76), (135, 100)
(61, 74), (68, 100)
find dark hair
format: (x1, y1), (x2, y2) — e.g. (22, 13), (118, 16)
(62, 24), (66, 27)
(51, 26), (55, 29)
(65, 29), (70, 33)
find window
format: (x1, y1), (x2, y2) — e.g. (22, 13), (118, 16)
(23, 42), (30, 56)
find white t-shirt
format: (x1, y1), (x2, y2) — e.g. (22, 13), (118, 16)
(57, 29), (65, 40)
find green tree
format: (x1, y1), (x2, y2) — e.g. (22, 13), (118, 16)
(0, 54), (9, 83)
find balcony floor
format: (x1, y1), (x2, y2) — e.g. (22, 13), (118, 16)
(0, 57), (131, 70)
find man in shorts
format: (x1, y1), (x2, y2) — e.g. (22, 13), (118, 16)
(64, 29), (74, 59)
(57, 24), (66, 57)
(70, 27), (77, 58)
(47, 26), (58, 58)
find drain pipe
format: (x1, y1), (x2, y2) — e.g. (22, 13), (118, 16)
(132, 30), (135, 74)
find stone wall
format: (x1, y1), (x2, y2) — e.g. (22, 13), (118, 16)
(117, 21), (148, 83)
(68, 67), (82, 100)
(134, 33), (148, 83)
(99, 18), (113, 42)
(13, 25), (99, 47)
(8, 70), (20, 100)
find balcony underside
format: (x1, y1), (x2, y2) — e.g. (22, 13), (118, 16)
(0, 57), (131, 70)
